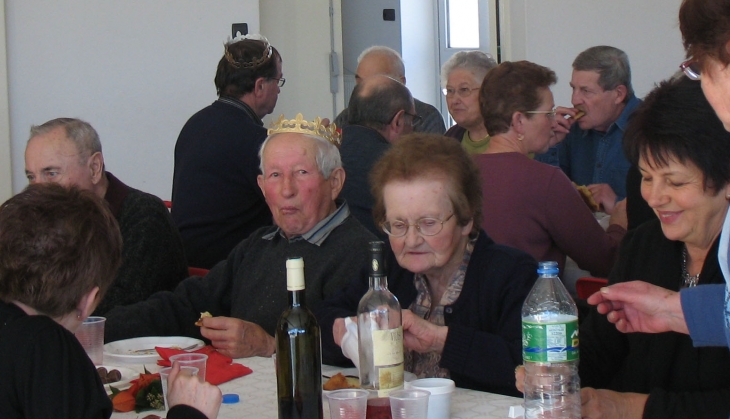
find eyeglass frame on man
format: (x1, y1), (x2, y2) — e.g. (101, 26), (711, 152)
(381, 213), (455, 237)
(442, 87), (480, 98)
(680, 58), (701, 81)
(387, 110), (423, 128)
(525, 107), (557, 119)
(268, 77), (286, 87)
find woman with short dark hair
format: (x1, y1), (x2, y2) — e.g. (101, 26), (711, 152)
(0, 184), (221, 419)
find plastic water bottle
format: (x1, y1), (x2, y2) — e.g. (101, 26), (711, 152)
(521, 261), (580, 419)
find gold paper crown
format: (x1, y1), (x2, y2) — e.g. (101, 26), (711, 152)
(268, 113), (342, 147)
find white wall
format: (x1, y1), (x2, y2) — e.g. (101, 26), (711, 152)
(260, 0), (345, 125)
(0, 1), (12, 202)
(6, 1), (259, 198)
(501, 0), (685, 106)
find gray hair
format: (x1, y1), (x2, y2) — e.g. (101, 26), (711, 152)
(357, 46), (405, 79)
(347, 75), (413, 131)
(440, 51), (497, 87)
(572, 46), (634, 102)
(29, 118), (102, 163)
(258, 133), (342, 179)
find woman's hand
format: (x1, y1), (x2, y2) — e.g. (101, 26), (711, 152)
(166, 362), (222, 419)
(581, 387), (648, 419)
(200, 316), (276, 358)
(587, 281), (688, 334)
(608, 198), (628, 229)
(401, 309), (448, 353)
(333, 316), (357, 347)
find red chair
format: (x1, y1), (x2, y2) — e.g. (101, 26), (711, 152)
(188, 267), (210, 277)
(576, 277), (608, 300)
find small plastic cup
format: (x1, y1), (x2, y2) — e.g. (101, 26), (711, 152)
(327, 389), (369, 419)
(405, 378), (454, 419)
(389, 389), (430, 419)
(169, 353), (208, 382)
(75, 316), (106, 365)
(160, 366), (199, 411)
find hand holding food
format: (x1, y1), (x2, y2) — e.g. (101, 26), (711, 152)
(573, 182), (600, 212)
(195, 311), (212, 327)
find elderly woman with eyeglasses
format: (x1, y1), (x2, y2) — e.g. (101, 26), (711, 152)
(317, 133), (538, 396)
(476, 60), (627, 278)
(441, 51), (497, 154)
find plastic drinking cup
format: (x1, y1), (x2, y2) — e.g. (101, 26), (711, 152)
(389, 389), (430, 419)
(169, 353), (208, 382)
(75, 316), (106, 365)
(160, 366), (199, 411)
(327, 389), (369, 419)
(405, 378), (454, 419)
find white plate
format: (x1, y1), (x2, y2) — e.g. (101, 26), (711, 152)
(97, 365), (137, 393)
(104, 336), (204, 365)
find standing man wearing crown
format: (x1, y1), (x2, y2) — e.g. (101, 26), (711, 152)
(171, 35), (281, 270)
(105, 115), (377, 358)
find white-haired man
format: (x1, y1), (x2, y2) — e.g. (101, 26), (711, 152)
(106, 116), (376, 358)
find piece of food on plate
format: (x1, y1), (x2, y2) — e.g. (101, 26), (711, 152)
(194, 311), (212, 326)
(97, 366), (122, 384)
(323, 372), (359, 390)
(573, 182), (600, 212)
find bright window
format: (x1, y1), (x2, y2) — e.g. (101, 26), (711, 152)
(447, 0), (480, 48)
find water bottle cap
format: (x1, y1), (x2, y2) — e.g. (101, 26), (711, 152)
(222, 393), (240, 404)
(537, 261), (559, 275)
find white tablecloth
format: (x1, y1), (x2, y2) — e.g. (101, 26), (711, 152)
(110, 356), (521, 419)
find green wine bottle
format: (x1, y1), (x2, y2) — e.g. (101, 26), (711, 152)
(275, 257), (323, 419)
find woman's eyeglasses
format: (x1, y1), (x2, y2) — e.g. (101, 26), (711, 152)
(525, 108), (557, 119)
(442, 87), (480, 98)
(680, 58), (701, 81)
(381, 213), (454, 237)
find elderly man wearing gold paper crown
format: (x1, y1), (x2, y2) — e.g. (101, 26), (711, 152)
(105, 114), (377, 358)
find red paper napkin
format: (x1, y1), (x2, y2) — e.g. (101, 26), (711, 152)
(156, 345), (252, 385)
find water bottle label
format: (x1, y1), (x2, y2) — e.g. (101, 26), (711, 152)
(372, 326), (404, 365)
(522, 319), (579, 362)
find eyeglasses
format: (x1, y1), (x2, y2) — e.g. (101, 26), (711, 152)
(525, 108), (557, 119)
(442, 87), (480, 98)
(680, 58), (701, 80)
(404, 111), (423, 127)
(388, 110), (423, 128)
(382, 213), (454, 237)
(269, 77), (286, 87)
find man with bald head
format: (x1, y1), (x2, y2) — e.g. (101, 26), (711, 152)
(339, 74), (416, 235)
(105, 122), (376, 358)
(24, 118), (188, 315)
(333, 46), (445, 134)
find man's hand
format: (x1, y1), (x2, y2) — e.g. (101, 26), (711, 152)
(581, 387), (648, 419)
(401, 309), (448, 353)
(552, 106), (578, 144)
(586, 281), (688, 334)
(587, 183), (618, 214)
(166, 362), (222, 419)
(200, 316), (275, 358)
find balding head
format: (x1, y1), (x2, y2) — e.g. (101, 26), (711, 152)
(347, 75), (415, 143)
(355, 46), (406, 84)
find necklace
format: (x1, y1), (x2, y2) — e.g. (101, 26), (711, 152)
(681, 245), (700, 288)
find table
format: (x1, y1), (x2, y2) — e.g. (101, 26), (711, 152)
(111, 356), (522, 419)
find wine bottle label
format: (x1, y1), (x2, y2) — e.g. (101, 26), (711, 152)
(372, 326), (404, 365)
(377, 364), (404, 397)
(522, 317), (579, 362)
